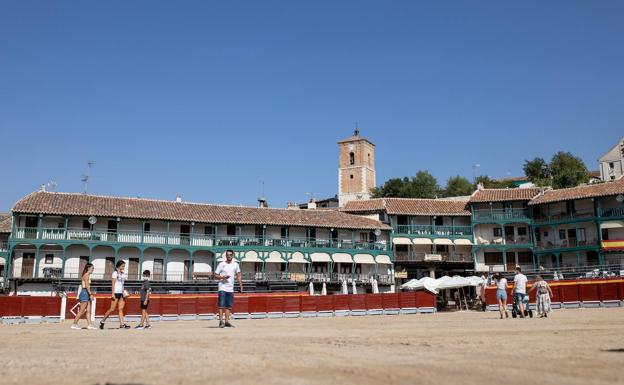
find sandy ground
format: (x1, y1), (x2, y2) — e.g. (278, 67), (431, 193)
(1, 308), (623, 385)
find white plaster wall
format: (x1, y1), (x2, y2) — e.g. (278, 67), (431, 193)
(167, 249), (190, 281)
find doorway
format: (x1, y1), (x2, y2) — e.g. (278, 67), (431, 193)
(21, 253), (35, 277)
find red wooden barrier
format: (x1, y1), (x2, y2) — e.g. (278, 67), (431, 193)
(485, 287), (498, 306)
(365, 294), (383, 310)
(558, 283), (580, 303)
(0, 297), (23, 317)
(282, 296), (300, 313)
(160, 297), (179, 315)
(619, 279), (624, 301)
(123, 297), (142, 315)
(382, 293), (399, 309)
(232, 296), (249, 314)
(398, 292), (417, 308)
(333, 295), (349, 311)
(248, 296), (268, 314)
(599, 280), (620, 303)
(416, 291), (435, 308)
(578, 279), (600, 303)
(316, 295), (334, 312)
(266, 296), (285, 313)
(300, 296), (318, 312)
(349, 294), (367, 311)
(196, 296), (217, 314)
(146, 297), (161, 316)
(549, 284), (561, 303)
(177, 297), (197, 314)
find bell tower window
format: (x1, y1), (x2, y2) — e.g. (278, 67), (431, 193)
(349, 152), (355, 165)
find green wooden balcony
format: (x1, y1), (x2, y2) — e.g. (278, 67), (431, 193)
(392, 225), (472, 237)
(532, 209), (596, 225)
(598, 207), (624, 218)
(11, 227), (389, 252)
(471, 209), (531, 223)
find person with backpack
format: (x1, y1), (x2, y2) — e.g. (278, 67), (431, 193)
(71, 263), (97, 330)
(99, 260), (130, 329)
(529, 275), (553, 318)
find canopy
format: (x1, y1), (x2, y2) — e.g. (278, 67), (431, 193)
(353, 254), (375, 264)
(265, 251), (285, 263)
(600, 221), (624, 229)
(453, 238), (473, 246)
(433, 238), (453, 245)
(375, 254), (392, 264)
(332, 253), (353, 264)
(412, 238), (433, 245)
(401, 275), (484, 294)
(392, 237), (412, 245)
(288, 252), (309, 263)
(310, 252), (332, 262)
(241, 251), (261, 263)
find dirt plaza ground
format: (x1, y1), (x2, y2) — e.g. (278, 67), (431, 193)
(0, 308), (623, 385)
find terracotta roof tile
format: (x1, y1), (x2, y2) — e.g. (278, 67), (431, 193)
(342, 198), (470, 216)
(12, 191), (390, 230)
(529, 179), (624, 205)
(0, 213), (12, 233)
(469, 188), (541, 203)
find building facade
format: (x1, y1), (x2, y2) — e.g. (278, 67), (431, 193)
(338, 129), (376, 207)
(599, 137), (624, 181)
(4, 191), (394, 290)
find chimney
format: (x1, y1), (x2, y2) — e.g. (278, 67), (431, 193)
(175, 194), (182, 203)
(476, 183), (484, 190)
(40, 184), (46, 192)
(287, 202), (300, 210)
(258, 196), (268, 208)
(307, 198), (317, 210)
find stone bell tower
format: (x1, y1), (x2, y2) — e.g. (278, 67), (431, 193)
(338, 128), (376, 207)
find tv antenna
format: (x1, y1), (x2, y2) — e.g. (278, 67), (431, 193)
(82, 161), (95, 194)
(46, 181), (57, 192)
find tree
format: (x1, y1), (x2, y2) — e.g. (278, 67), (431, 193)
(442, 175), (474, 197)
(550, 151), (589, 189)
(523, 157), (550, 186)
(370, 170), (440, 198)
(473, 175), (513, 189)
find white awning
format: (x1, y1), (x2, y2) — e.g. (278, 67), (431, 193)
(353, 254), (376, 264)
(264, 251), (285, 263)
(392, 237), (413, 245)
(288, 252), (309, 263)
(310, 252), (332, 262)
(453, 238), (473, 246)
(412, 238), (433, 245)
(434, 238), (453, 245)
(332, 253), (354, 264)
(601, 221), (624, 229)
(375, 255), (392, 264)
(241, 251), (261, 262)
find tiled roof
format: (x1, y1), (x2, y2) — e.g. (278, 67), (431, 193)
(342, 198), (470, 216)
(469, 188), (541, 203)
(337, 134), (375, 146)
(0, 213), (12, 233)
(529, 179), (624, 205)
(12, 191), (390, 230)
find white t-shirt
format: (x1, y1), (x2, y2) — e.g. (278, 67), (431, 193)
(514, 273), (528, 294)
(112, 271), (126, 294)
(215, 261), (241, 293)
(496, 278), (508, 290)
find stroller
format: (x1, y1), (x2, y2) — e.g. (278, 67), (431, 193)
(511, 292), (533, 318)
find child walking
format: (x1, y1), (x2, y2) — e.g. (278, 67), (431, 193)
(136, 270), (152, 330)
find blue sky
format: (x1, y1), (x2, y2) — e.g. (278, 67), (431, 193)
(1, 1), (622, 211)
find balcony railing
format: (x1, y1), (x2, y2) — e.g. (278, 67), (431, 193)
(392, 225), (472, 237)
(395, 251), (472, 263)
(535, 239), (599, 251)
(475, 236), (532, 246)
(472, 209), (531, 222)
(11, 228), (389, 252)
(599, 207), (624, 218)
(532, 210), (595, 224)
(0, 241), (7, 252)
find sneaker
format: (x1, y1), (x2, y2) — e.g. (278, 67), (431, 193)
(135, 325), (145, 330)
(120, 324), (131, 329)
(99, 321), (104, 330)
(70, 324), (81, 330)
(87, 326), (98, 330)
(218, 321), (225, 328)
(144, 325), (152, 329)
(224, 322), (234, 328)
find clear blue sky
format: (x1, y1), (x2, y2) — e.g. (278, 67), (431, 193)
(1, 1), (622, 211)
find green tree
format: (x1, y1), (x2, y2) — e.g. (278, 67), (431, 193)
(370, 177), (408, 198)
(442, 175), (474, 197)
(550, 151), (589, 188)
(371, 171), (440, 198)
(523, 157), (550, 186)
(473, 175), (512, 189)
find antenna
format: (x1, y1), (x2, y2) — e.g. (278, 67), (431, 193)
(354, 121), (360, 136)
(46, 181), (57, 192)
(82, 161), (95, 194)
(472, 163), (481, 183)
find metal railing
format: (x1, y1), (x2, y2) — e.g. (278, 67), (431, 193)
(0, 241), (7, 252)
(534, 239), (598, 251)
(599, 207), (624, 218)
(472, 209), (531, 222)
(494, 264), (624, 280)
(395, 251), (472, 263)
(11, 228), (389, 251)
(393, 225), (472, 237)
(532, 210), (595, 224)
(474, 236), (532, 246)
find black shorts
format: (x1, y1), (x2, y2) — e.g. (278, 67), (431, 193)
(140, 300), (149, 310)
(114, 293), (123, 300)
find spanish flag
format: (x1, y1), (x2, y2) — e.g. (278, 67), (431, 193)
(602, 240), (624, 250)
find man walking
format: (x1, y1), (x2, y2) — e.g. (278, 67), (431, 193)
(214, 249), (243, 328)
(513, 266), (528, 318)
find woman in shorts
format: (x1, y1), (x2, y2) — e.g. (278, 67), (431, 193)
(99, 260), (130, 329)
(71, 263), (96, 329)
(494, 273), (509, 319)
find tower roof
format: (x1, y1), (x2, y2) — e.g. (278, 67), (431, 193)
(337, 129), (375, 146)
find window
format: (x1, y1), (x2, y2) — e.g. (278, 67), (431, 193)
(602, 229), (609, 240)
(349, 152), (355, 165)
(543, 231), (549, 237)
(330, 229), (338, 240)
(359, 233), (368, 242)
(558, 229), (567, 240)
(280, 227), (288, 238)
(577, 228), (586, 242)
(367, 153), (370, 164)
(204, 226), (214, 236)
(493, 228), (502, 237)
(255, 225), (264, 238)
(484, 252), (503, 265)
(434, 217), (443, 226)
(517, 227), (527, 236)
(143, 222), (151, 233)
(153, 259), (163, 280)
(44, 254), (54, 264)
(350, 174), (354, 179)
(609, 162), (615, 170)
(82, 220), (90, 229)
(226, 225), (236, 236)
(435, 245), (449, 254)
(57, 223), (64, 229)
(309, 228), (316, 240)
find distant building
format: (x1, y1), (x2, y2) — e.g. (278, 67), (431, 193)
(297, 195), (339, 210)
(338, 129), (376, 207)
(599, 137), (624, 181)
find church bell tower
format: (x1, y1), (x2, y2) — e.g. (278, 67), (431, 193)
(338, 129), (376, 207)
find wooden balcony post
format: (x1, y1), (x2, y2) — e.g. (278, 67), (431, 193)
(60, 247), (67, 278)
(33, 245), (40, 278)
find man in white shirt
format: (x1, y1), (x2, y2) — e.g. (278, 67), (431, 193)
(214, 249), (243, 328)
(513, 266), (528, 318)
